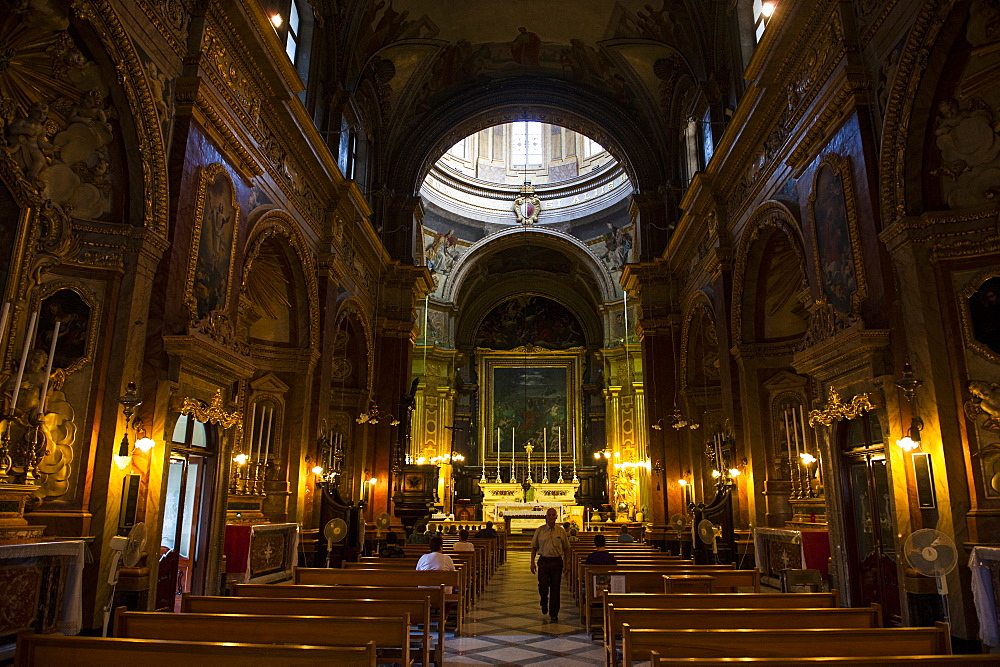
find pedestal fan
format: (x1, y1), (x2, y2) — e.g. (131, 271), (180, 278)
(103, 522), (146, 637)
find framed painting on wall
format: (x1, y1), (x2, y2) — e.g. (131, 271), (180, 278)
(477, 347), (584, 462)
(186, 163), (241, 323)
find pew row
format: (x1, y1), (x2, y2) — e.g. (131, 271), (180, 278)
(14, 632), (376, 667)
(231, 584), (447, 664)
(114, 610), (413, 666)
(621, 623), (952, 665)
(292, 567), (465, 635)
(648, 654), (1000, 665)
(605, 605), (882, 667)
(178, 595), (432, 666)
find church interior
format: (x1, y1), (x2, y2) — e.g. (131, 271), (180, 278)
(2, 0), (1000, 662)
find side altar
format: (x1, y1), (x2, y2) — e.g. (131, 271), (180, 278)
(480, 481), (582, 531)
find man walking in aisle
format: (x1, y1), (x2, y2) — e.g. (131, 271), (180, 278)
(530, 507), (570, 622)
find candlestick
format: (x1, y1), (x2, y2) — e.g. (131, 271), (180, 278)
(261, 404), (273, 462)
(37, 320), (60, 415)
(797, 403), (808, 456)
(496, 427), (501, 481)
(510, 426), (515, 483)
(9, 311), (38, 411)
(792, 405), (801, 459)
(248, 402), (258, 459)
(572, 421), (578, 481)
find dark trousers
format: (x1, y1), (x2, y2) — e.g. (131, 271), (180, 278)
(537, 556), (563, 617)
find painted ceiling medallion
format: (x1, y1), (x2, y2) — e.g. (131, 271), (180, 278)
(514, 181), (540, 225)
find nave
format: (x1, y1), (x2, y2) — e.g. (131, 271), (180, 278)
(446, 552), (603, 666)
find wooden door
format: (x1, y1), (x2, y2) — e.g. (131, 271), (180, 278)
(841, 416), (901, 623)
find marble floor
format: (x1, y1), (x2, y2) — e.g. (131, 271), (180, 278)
(445, 551), (604, 666)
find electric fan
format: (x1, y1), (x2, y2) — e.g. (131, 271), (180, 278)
(323, 518), (349, 567)
(669, 513), (686, 535)
(697, 518), (723, 555)
(103, 522), (146, 636)
(904, 529), (957, 595)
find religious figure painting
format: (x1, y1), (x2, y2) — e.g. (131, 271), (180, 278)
(811, 161), (858, 314)
(492, 366), (568, 455)
(968, 276), (1000, 355)
(475, 295), (585, 350)
(192, 168), (239, 321)
(35, 288), (92, 372)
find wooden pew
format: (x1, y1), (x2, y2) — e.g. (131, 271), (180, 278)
(601, 592), (841, 650)
(605, 605), (882, 667)
(232, 584), (447, 664)
(581, 566), (760, 632)
(648, 655), (1000, 666)
(115, 610), (412, 665)
(621, 623), (952, 665)
(179, 596), (431, 666)
(293, 567), (466, 634)
(15, 631), (376, 666)
(352, 555), (479, 600)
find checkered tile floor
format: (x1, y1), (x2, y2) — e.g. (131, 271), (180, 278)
(445, 552), (604, 665)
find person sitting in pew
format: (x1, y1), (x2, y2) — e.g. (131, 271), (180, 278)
(416, 535), (456, 577)
(453, 529), (475, 552)
(408, 521), (432, 544)
(379, 531), (406, 558)
(474, 521), (498, 539)
(617, 525), (635, 543)
(585, 534), (618, 565)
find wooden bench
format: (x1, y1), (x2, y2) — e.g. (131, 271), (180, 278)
(115, 610), (413, 665)
(352, 555), (479, 600)
(293, 567), (466, 634)
(15, 631), (376, 666)
(621, 623), (952, 665)
(179, 596), (432, 666)
(232, 584), (447, 664)
(605, 605), (882, 667)
(649, 654), (1000, 665)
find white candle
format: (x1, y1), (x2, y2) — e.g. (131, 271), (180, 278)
(543, 428), (547, 471)
(0, 302), (9, 350)
(557, 426), (562, 467)
(792, 405), (801, 458)
(248, 402), (258, 459)
(37, 320), (60, 415)
(261, 404), (273, 461)
(798, 403), (808, 456)
(511, 426), (515, 482)
(783, 407), (793, 461)
(10, 311), (38, 411)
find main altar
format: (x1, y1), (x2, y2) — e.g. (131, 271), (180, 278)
(480, 481), (582, 531)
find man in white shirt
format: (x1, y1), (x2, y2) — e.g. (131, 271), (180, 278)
(453, 528), (475, 552)
(416, 534), (456, 593)
(530, 507), (570, 621)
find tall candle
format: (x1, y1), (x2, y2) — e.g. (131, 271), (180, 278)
(0, 302), (9, 351)
(557, 426), (562, 468)
(792, 405), (801, 458)
(37, 320), (60, 415)
(543, 428), (547, 474)
(248, 402), (258, 459)
(9, 311), (38, 411)
(511, 426), (515, 482)
(783, 407), (793, 461)
(798, 403), (808, 456)
(261, 404), (273, 461)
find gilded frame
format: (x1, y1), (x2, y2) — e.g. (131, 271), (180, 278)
(477, 346), (585, 463)
(185, 163), (241, 325)
(960, 269), (1000, 364)
(807, 153), (867, 315)
(30, 281), (101, 376)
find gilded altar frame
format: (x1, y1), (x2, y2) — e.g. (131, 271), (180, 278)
(477, 346), (585, 463)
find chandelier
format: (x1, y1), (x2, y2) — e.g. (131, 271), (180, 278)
(356, 400), (399, 426)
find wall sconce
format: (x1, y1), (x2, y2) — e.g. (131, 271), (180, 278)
(799, 452), (817, 465)
(269, 13), (283, 28)
(233, 453), (248, 466)
(896, 416), (923, 451)
(311, 465), (324, 475)
(116, 382), (155, 470)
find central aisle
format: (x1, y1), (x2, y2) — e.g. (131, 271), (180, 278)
(445, 551), (605, 665)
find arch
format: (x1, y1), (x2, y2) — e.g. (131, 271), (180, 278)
(242, 210), (320, 351)
(877, 0), (962, 223)
(333, 296), (375, 399)
(731, 200), (810, 346)
(384, 78), (668, 196)
(442, 226), (618, 303)
(76, 0), (170, 234)
(679, 288), (718, 392)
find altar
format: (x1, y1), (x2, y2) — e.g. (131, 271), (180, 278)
(223, 522), (299, 584)
(480, 481), (581, 531)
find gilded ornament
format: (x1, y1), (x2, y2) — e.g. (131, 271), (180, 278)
(181, 389), (242, 430)
(807, 388), (874, 427)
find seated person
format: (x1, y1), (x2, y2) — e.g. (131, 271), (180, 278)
(584, 534), (617, 565)
(453, 528), (475, 551)
(474, 521), (499, 539)
(416, 534), (456, 593)
(407, 521), (432, 544)
(563, 522), (579, 542)
(379, 530), (406, 557)
(617, 524), (635, 543)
